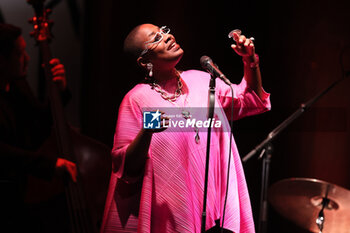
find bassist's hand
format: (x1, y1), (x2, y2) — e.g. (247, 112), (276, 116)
(50, 58), (67, 91)
(55, 158), (77, 182)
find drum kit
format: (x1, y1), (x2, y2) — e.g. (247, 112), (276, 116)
(268, 178), (350, 233)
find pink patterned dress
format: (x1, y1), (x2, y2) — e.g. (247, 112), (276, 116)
(100, 70), (271, 233)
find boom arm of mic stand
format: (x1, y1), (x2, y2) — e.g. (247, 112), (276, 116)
(242, 106), (305, 163)
(242, 76), (348, 163)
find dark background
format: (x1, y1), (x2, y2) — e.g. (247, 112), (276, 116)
(1, 0), (350, 232)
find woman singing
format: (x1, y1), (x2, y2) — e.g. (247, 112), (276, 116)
(101, 23), (270, 233)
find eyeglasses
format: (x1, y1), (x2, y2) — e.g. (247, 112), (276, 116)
(139, 26), (170, 57)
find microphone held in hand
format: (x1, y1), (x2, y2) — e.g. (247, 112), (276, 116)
(200, 56), (232, 85)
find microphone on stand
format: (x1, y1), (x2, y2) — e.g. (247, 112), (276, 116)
(200, 56), (232, 85)
(200, 55), (235, 232)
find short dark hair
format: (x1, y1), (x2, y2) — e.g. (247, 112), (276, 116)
(0, 23), (22, 58)
(123, 24), (145, 62)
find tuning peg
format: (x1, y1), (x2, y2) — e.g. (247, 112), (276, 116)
(28, 16), (37, 24)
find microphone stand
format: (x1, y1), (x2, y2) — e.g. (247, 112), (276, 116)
(201, 75), (216, 233)
(242, 75), (349, 233)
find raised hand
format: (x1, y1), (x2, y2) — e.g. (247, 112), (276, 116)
(229, 29), (256, 59)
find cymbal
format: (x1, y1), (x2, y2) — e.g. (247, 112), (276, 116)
(268, 178), (350, 233)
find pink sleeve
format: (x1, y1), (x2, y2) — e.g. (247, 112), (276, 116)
(111, 93), (143, 182)
(217, 77), (271, 120)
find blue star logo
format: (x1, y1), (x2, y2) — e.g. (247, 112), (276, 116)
(143, 110), (161, 129)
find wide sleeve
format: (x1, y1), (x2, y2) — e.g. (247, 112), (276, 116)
(216, 77), (271, 121)
(111, 92), (144, 181)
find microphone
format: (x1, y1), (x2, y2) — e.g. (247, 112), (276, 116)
(200, 56), (232, 85)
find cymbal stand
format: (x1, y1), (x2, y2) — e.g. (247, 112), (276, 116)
(316, 184), (330, 233)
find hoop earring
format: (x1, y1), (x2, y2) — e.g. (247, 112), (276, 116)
(147, 63), (153, 77)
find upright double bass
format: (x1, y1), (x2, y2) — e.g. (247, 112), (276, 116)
(26, 1), (111, 232)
